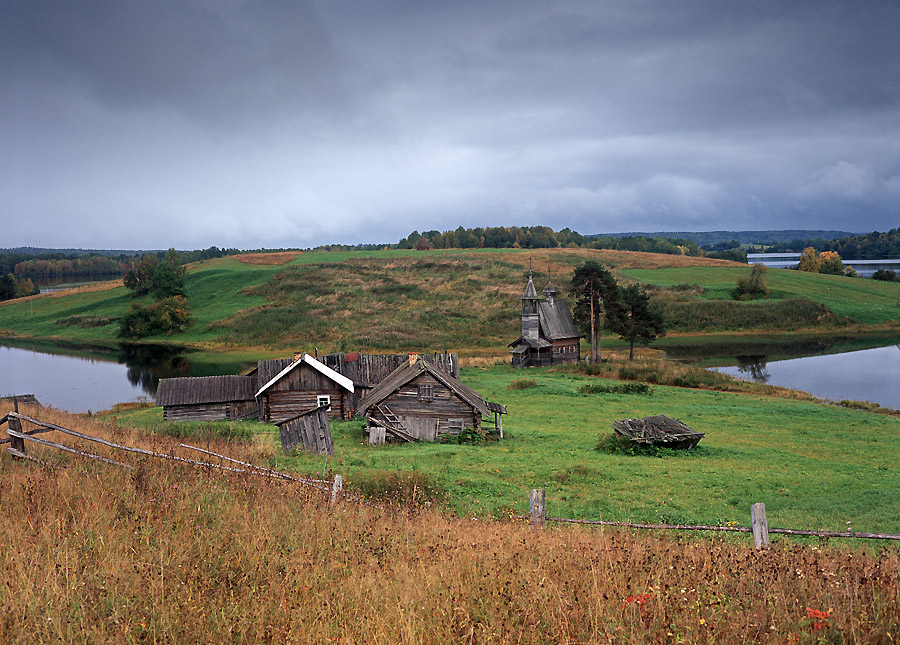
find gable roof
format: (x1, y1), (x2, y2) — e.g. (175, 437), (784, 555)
(157, 375), (256, 407)
(255, 353), (354, 398)
(357, 358), (491, 418)
(538, 298), (580, 340)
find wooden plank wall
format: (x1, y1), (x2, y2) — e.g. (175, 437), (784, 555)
(322, 352), (459, 386)
(374, 372), (478, 438)
(163, 403), (229, 422)
(278, 407), (333, 455)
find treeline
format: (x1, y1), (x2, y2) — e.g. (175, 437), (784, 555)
(1, 246), (242, 279)
(396, 226), (705, 256)
(13, 256), (131, 278)
(764, 228), (900, 259)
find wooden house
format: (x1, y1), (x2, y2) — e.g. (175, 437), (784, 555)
(156, 375), (258, 421)
(319, 351), (458, 412)
(357, 355), (504, 443)
(508, 271), (581, 368)
(256, 353), (354, 423)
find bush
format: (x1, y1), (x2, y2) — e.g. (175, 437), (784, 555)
(507, 378), (537, 390)
(351, 470), (446, 506)
(732, 264), (769, 300)
(119, 296), (192, 338)
(578, 382), (653, 395)
(873, 269), (898, 282)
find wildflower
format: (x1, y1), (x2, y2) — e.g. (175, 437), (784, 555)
(623, 593), (652, 608)
(805, 607), (833, 631)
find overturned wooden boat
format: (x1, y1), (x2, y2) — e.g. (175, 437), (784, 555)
(611, 414), (704, 449)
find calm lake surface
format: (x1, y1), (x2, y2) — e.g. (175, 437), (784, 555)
(712, 344), (900, 409)
(0, 343), (246, 413)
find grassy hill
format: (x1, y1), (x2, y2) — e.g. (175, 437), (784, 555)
(0, 248), (898, 354)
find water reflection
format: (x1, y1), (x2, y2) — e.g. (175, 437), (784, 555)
(735, 355), (770, 383)
(118, 343), (194, 394)
(714, 344), (900, 409)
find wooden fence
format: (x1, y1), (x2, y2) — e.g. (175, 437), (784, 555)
(1, 409), (344, 502)
(526, 489), (900, 548)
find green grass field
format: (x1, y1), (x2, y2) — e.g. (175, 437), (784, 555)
(624, 265), (900, 325)
(112, 365), (900, 538)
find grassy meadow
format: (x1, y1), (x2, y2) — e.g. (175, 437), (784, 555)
(2, 404), (899, 643)
(107, 363), (900, 538)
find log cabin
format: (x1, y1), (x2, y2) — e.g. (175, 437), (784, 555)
(256, 353), (354, 423)
(156, 375), (258, 421)
(357, 354), (504, 443)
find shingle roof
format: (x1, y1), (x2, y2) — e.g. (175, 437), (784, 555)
(538, 298), (580, 340)
(357, 358), (491, 418)
(157, 375), (256, 406)
(522, 273), (540, 299)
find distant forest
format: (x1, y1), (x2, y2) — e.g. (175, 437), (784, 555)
(763, 228), (900, 260)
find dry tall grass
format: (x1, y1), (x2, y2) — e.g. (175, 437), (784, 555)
(233, 252), (303, 265)
(1, 408), (898, 643)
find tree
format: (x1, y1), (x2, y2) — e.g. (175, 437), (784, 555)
(149, 249), (187, 298)
(818, 251), (845, 275)
(797, 247), (821, 273)
(732, 264), (769, 300)
(123, 254), (159, 296)
(570, 262), (620, 363)
(0, 273), (17, 301)
(610, 284), (666, 360)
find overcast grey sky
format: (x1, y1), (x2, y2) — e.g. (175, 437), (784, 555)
(3, 0), (898, 249)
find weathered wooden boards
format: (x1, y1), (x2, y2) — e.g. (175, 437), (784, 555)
(611, 414), (704, 449)
(277, 406), (333, 455)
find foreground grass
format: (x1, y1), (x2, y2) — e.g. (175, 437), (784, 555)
(1, 407), (898, 643)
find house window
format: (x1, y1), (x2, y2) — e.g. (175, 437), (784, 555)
(447, 418), (464, 434)
(418, 384), (434, 402)
(317, 395), (331, 410)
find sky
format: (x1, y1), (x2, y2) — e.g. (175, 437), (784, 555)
(2, 0), (899, 250)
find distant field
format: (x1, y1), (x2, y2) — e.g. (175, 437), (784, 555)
(1, 248), (897, 351)
(624, 265), (900, 326)
(0, 248), (736, 352)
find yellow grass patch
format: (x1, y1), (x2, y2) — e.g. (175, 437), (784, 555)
(0, 279), (123, 307)
(233, 251), (302, 265)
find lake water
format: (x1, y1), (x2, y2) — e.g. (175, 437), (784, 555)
(0, 343), (243, 413)
(712, 344), (900, 409)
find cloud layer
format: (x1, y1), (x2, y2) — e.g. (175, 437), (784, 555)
(3, 0), (898, 248)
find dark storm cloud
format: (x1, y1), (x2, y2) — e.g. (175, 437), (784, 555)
(2, 0), (898, 248)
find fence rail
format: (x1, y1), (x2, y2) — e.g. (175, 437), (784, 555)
(526, 489), (900, 547)
(2, 411), (342, 499)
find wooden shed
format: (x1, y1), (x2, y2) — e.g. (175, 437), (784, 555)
(277, 405), (333, 455)
(256, 353), (354, 423)
(156, 375), (258, 421)
(357, 355), (503, 443)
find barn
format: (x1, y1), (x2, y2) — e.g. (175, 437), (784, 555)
(256, 353), (354, 423)
(357, 355), (504, 443)
(156, 375), (258, 421)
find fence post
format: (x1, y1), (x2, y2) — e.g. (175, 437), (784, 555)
(529, 489), (545, 527)
(331, 474), (343, 505)
(751, 502), (769, 549)
(8, 415), (25, 455)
